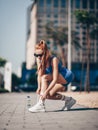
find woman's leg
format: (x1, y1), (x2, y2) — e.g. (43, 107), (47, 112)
(47, 83), (65, 100)
(40, 74), (52, 95)
(39, 73), (75, 105)
(46, 83), (76, 111)
(46, 73), (67, 99)
(28, 74), (52, 112)
(40, 72), (67, 95)
(40, 73), (67, 100)
(47, 74), (76, 110)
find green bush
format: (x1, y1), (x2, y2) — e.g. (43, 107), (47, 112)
(12, 73), (21, 92)
(0, 87), (9, 93)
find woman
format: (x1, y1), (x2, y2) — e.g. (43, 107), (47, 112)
(29, 40), (76, 113)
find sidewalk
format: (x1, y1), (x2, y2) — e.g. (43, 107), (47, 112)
(60, 91), (98, 108)
(0, 92), (98, 130)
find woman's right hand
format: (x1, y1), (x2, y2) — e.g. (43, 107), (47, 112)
(36, 87), (41, 95)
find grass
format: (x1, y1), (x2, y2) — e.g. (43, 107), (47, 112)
(0, 87), (9, 93)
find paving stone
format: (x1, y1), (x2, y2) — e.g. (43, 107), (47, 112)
(0, 93), (98, 130)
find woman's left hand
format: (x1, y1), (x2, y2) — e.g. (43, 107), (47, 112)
(41, 91), (49, 100)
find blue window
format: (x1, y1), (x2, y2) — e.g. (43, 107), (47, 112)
(54, 14), (58, 18)
(46, 0), (51, 8)
(96, 0), (98, 9)
(89, 0), (95, 9)
(61, 0), (66, 8)
(75, 0), (80, 8)
(54, 8), (58, 14)
(38, 0), (44, 7)
(96, 12), (98, 18)
(53, 0), (58, 7)
(47, 14), (50, 17)
(71, 0), (73, 9)
(82, 0), (87, 9)
(54, 20), (58, 24)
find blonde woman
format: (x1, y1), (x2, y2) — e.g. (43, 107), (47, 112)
(29, 40), (76, 112)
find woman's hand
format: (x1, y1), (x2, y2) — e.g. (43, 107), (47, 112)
(41, 90), (49, 100)
(36, 87), (41, 95)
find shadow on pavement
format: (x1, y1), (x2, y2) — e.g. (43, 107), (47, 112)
(68, 107), (98, 111)
(46, 108), (98, 113)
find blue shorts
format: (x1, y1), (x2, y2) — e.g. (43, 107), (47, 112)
(60, 68), (74, 87)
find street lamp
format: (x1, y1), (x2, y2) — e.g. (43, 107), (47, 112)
(67, 0), (72, 91)
(68, 0), (71, 71)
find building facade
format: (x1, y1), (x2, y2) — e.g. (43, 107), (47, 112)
(26, 0), (98, 69)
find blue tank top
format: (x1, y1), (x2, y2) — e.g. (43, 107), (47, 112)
(45, 55), (74, 83)
(45, 55), (63, 74)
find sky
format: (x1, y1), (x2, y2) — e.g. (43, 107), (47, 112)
(0, 0), (33, 74)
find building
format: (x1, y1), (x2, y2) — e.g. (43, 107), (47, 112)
(26, 0), (98, 70)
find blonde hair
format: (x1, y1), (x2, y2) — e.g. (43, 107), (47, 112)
(35, 40), (51, 75)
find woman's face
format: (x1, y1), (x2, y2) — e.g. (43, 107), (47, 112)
(34, 49), (44, 60)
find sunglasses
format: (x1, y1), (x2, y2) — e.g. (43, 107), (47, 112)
(34, 53), (43, 57)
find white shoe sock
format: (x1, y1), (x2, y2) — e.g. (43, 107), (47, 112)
(61, 95), (71, 101)
(38, 95), (45, 105)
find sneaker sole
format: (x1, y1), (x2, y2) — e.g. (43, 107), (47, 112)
(28, 108), (46, 113)
(66, 99), (76, 111)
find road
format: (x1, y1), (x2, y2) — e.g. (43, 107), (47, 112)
(0, 92), (98, 130)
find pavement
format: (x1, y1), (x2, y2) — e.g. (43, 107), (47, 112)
(0, 92), (98, 130)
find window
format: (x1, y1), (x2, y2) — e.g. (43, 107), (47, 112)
(38, 19), (42, 22)
(38, 8), (44, 14)
(82, 32), (86, 35)
(53, 0), (58, 7)
(47, 14), (51, 17)
(71, 0), (73, 9)
(46, 9), (51, 14)
(96, 12), (98, 17)
(75, 0), (80, 8)
(38, 0), (44, 7)
(75, 32), (79, 35)
(76, 26), (80, 29)
(54, 14), (58, 18)
(38, 25), (42, 28)
(46, 0), (51, 8)
(82, 37), (86, 40)
(82, 0), (87, 9)
(82, 42), (86, 46)
(54, 20), (58, 24)
(97, 0), (98, 9)
(61, 0), (66, 8)
(82, 26), (86, 29)
(89, 0), (95, 9)
(54, 8), (58, 15)
(54, 20), (58, 26)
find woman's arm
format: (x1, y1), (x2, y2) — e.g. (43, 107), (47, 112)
(36, 58), (42, 76)
(36, 58), (42, 93)
(46, 57), (59, 92)
(36, 75), (41, 94)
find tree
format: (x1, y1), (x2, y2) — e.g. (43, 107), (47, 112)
(0, 57), (7, 67)
(45, 22), (67, 66)
(45, 22), (81, 66)
(74, 10), (98, 92)
(0, 57), (7, 88)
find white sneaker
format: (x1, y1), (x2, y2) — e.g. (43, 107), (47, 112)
(28, 102), (45, 113)
(62, 97), (76, 111)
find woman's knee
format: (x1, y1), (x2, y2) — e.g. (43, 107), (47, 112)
(49, 84), (65, 96)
